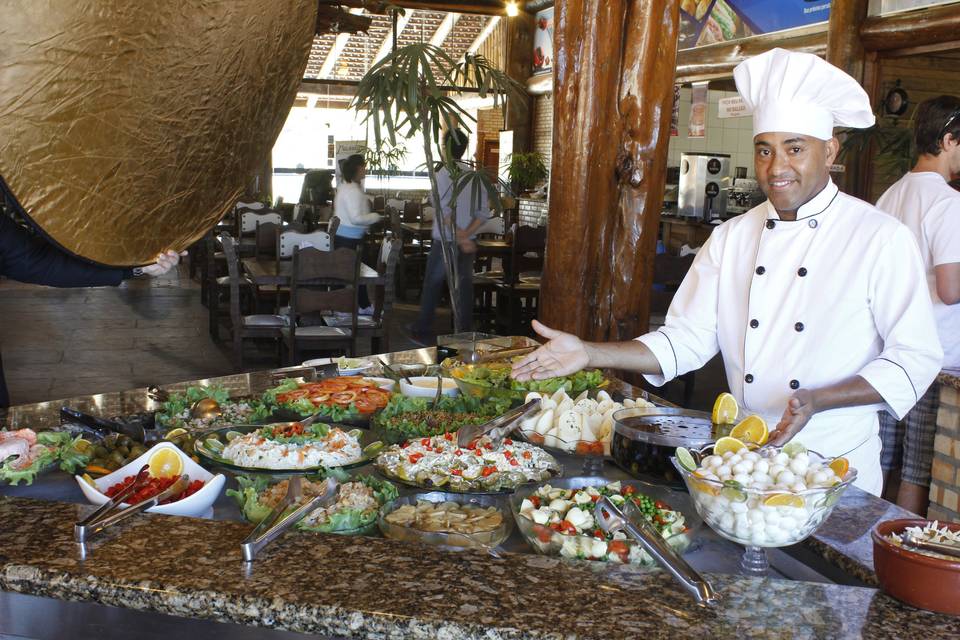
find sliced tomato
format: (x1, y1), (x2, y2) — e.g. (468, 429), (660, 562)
(558, 520), (578, 535)
(608, 540), (629, 562)
(330, 391), (358, 404)
(353, 398), (378, 413)
(534, 525), (554, 544)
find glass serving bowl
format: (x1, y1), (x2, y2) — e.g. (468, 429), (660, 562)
(510, 476), (697, 566)
(378, 492), (513, 550)
(672, 444), (858, 576)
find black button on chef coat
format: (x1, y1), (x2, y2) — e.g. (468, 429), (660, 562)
(790, 380), (800, 390)
(798, 267), (807, 277)
(766, 220), (776, 230)
(756, 266), (765, 275)
(745, 374), (754, 383)
(795, 322), (804, 332)
(750, 319), (759, 328)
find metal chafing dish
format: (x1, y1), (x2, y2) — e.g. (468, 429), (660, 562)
(611, 407), (716, 486)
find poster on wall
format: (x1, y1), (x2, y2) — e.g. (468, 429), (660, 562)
(679, 0), (831, 50)
(532, 8), (554, 74)
(688, 82), (708, 139)
(335, 140), (367, 186)
(869, 0), (957, 14)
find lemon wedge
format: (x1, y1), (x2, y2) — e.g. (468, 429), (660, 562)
(729, 415), (768, 446)
(711, 392), (739, 425)
(714, 436), (746, 456)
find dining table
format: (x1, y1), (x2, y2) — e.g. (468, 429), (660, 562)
(240, 257), (382, 286)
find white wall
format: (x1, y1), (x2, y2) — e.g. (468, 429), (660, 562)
(667, 87), (755, 178)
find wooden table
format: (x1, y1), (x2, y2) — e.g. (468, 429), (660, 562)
(400, 221), (432, 236)
(241, 257), (382, 286)
(476, 238), (510, 255)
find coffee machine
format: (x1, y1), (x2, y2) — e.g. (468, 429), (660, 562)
(678, 152), (731, 222)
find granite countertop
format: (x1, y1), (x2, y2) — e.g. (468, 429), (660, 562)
(2, 496), (959, 639)
(939, 372), (960, 390)
(0, 345), (955, 637)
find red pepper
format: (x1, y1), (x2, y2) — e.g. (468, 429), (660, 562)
(529, 495), (541, 508)
(509, 459), (519, 466)
(444, 432), (453, 441)
(593, 529), (605, 540)
(522, 451), (532, 460)
(421, 438), (431, 446)
(655, 500), (668, 510)
(503, 450), (512, 458)
(408, 453), (424, 464)
(608, 540), (630, 563)
(559, 520), (578, 535)
(451, 469), (462, 476)
(454, 449), (463, 456)
(484, 442), (493, 450)
(534, 524), (554, 543)
(504, 438), (513, 445)
(623, 485), (636, 496)
(591, 494), (600, 503)
(474, 449), (483, 456)
(481, 467), (495, 477)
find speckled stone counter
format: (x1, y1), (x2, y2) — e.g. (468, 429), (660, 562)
(1, 496), (959, 639)
(2, 346), (957, 637)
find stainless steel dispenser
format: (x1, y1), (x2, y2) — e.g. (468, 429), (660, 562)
(678, 152), (731, 222)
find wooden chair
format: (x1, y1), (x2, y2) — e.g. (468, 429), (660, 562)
(650, 252), (697, 405)
(322, 238), (401, 354)
(372, 195), (385, 212)
(495, 225), (547, 336)
(278, 229), (332, 259)
(254, 221), (280, 260)
(236, 210), (281, 258)
(219, 233), (287, 370)
(282, 247), (360, 364)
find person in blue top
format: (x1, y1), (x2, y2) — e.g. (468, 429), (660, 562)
(332, 154), (382, 312)
(0, 210), (181, 408)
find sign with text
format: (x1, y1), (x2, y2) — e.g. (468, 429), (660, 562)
(680, 0), (831, 50)
(718, 96), (750, 118)
(532, 8), (554, 74)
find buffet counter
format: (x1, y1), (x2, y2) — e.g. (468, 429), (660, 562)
(1, 347), (958, 639)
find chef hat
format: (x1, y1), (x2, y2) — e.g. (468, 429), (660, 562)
(734, 48), (875, 140)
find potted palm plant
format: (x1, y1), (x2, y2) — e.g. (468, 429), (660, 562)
(352, 43), (522, 331)
(506, 151), (548, 196)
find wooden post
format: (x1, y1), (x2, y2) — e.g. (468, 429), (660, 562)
(539, 1), (680, 342)
(503, 11), (534, 155)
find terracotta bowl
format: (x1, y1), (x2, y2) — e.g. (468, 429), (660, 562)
(872, 518), (960, 615)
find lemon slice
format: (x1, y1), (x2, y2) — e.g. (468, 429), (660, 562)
(828, 457), (849, 478)
(81, 473), (97, 488)
(73, 439), (93, 454)
(164, 428), (189, 440)
(714, 436), (746, 456)
(675, 447), (698, 472)
(730, 415), (768, 446)
(711, 392), (739, 425)
(782, 441), (807, 458)
(763, 493), (805, 508)
(148, 447), (183, 478)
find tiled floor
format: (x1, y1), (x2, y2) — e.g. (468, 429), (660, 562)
(0, 264), (728, 410)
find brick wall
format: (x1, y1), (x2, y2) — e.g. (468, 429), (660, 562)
(518, 198), (548, 227)
(928, 376), (960, 522)
(533, 94), (554, 168)
(477, 107), (504, 137)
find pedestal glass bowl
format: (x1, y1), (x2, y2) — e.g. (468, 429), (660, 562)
(672, 444), (857, 576)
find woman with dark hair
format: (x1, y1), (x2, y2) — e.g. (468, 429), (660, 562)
(332, 154), (381, 311)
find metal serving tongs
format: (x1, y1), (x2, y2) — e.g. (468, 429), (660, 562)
(241, 476), (339, 562)
(903, 533), (960, 559)
(457, 399), (541, 448)
(74, 466), (190, 542)
(594, 497), (720, 606)
(461, 345), (537, 365)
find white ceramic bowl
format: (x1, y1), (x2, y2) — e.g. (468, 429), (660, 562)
(302, 357), (374, 375)
(399, 376), (460, 398)
(362, 376), (396, 392)
(75, 442), (225, 518)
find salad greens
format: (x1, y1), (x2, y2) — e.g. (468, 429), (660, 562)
(1, 431), (91, 486)
(156, 385), (271, 428)
(227, 474), (398, 533)
(374, 394), (511, 441)
(455, 364), (605, 395)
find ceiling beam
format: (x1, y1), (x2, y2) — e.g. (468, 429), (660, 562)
(466, 15), (500, 57)
(318, 8), (366, 78)
(430, 12), (460, 48)
(372, 9), (414, 65)
(322, 1), (527, 17)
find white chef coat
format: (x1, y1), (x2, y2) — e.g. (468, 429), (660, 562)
(638, 180), (943, 495)
(877, 172), (960, 374)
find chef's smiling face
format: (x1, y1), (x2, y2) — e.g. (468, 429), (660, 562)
(754, 132), (839, 218)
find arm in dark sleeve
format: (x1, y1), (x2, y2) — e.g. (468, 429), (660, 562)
(0, 216), (130, 287)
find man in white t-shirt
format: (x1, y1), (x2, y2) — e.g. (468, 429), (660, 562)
(876, 94), (960, 514)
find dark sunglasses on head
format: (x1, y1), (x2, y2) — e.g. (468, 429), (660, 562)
(939, 108), (960, 143)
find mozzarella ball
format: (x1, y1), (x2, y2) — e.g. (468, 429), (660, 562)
(774, 452), (789, 466)
(730, 500), (748, 514)
(764, 511), (782, 527)
(754, 460), (770, 475)
(769, 464), (786, 479)
(776, 470), (796, 485)
(715, 465), (732, 479)
(719, 512), (735, 530)
(743, 451), (760, 463)
(727, 454), (743, 466)
(789, 456), (809, 476)
(789, 482), (808, 493)
(703, 455), (723, 468)
(722, 451), (735, 460)
(733, 473), (751, 486)
(732, 460), (754, 475)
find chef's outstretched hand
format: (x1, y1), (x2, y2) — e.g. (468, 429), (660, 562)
(141, 250), (186, 277)
(511, 320), (590, 381)
(768, 389), (816, 446)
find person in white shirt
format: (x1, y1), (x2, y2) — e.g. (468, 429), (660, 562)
(332, 154), (382, 310)
(876, 95), (960, 513)
(512, 49), (943, 496)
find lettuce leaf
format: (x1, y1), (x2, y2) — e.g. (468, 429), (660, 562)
(0, 431), (91, 485)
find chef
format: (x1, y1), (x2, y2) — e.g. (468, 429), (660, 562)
(513, 48), (943, 496)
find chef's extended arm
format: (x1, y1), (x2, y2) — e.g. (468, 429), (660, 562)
(855, 224), (943, 420)
(633, 229), (723, 386)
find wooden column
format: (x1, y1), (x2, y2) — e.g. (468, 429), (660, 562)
(827, 0), (869, 81)
(503, 11), (535, 154)
(826, 0), (870, 199)
(539, 0), (680, 342)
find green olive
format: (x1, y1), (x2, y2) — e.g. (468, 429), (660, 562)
(130, 445), (147, 458)
(106, 460), (121, 471)
(109, 451), (126, 465)
(94, 446), (109, 458)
